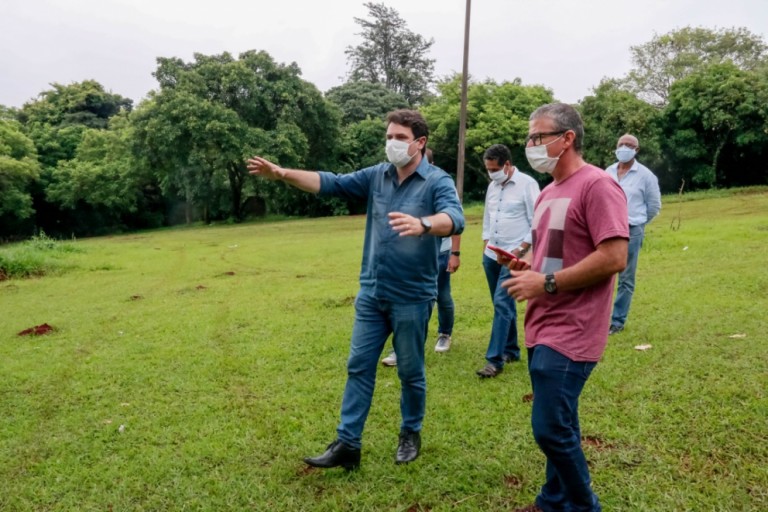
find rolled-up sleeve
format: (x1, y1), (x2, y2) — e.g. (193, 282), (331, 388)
(432, 174), (465, 235)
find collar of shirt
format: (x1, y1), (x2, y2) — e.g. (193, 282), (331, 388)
(385, 154), (432, 182)
(493, 167), (517, 188)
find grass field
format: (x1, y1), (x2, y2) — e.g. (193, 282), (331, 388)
(1, 188), (767, 511)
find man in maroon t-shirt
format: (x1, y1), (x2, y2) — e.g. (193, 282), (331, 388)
(502, 103), (628, 512)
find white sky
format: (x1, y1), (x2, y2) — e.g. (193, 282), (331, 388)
(2, 0), (768, 108)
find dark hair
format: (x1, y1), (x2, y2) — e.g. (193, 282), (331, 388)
(530, 103), (584, 152)
(483, 144), (512, 166)
(386, 109), (429, 155)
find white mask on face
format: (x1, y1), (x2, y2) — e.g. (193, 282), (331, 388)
(386, 139), (418, 168)
(525, 135), (565, 174)
(615, 145), (636, 163)
(488, 167), (507, 184)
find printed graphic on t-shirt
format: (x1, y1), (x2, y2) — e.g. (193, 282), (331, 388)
(531, 197), (571, 274)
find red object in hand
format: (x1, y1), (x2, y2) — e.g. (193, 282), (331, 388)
(486, 244), (519, 261)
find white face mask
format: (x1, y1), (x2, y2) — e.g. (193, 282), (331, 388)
(615, 145), (636, 163)
(488, 168), (507, 184)
(386, 139), (418, 168)
(525, 135), (564, 174)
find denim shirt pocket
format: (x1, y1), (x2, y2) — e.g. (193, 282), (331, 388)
(396, 197), (429, 218)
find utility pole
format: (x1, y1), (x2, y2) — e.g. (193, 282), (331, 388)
(455, 0), (471, 202)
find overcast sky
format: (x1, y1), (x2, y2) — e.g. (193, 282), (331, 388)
(3, 0), (768, 108)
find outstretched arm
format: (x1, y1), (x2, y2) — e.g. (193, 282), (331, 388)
(247, 156), (320, 194)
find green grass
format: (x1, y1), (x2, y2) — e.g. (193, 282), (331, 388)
(0, 232), (80, 279)
(1, 189), (767, 511)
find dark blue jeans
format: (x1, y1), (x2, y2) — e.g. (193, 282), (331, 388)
(482, 254), (520, 366)
(436, 251), (455, 335)
(528, 345), (601, 512)
(611, 224), (644, 329)
(336, 291), (433, 449)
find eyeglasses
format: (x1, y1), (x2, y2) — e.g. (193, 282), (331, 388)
(525, 131), (565, 146)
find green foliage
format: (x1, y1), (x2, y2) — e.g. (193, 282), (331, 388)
(337, 117), (387, 172)
(0, 191), (766, 510)
(623, 26), (768, 106)
(325, 80), (409, 125)
(661, 62), (768, 188)
(579, 80), (663, 170)
(0, 120), (40, 225)
(345, 2), (436, 105)
(18, 80), (133, 130)
(424, 75), (554, 201)
(136, 50), (343, 222)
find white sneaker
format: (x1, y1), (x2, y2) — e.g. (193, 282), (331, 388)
(381, 351), (397, 366)
(434, 333), (452, 353)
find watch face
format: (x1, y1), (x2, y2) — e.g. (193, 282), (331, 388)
(545, 275), (557, 293)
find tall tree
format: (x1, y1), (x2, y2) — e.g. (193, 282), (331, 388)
(345, 2), (435, 105)
(18, 80), (133, 168)
(134, 50), (342, 222)
(623, 26), (768, 106)
(325, 80), (408, 125)
(661, 62), (768, 189)
(578, 80), (665, 184)
(44, 113), (164, 234)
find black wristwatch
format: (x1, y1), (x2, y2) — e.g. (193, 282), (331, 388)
(450, 251), (461, 257)
(420, 217), (432, 234)
(544, 273), (558, 294)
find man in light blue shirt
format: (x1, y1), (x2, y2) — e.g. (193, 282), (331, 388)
(247, 110), (464, 469)
(478, 144), (540, 377)
(605, 134), (661, 335)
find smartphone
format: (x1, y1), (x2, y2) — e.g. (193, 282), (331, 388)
(486, 244), (519, 261)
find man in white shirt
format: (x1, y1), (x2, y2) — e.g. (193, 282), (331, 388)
(605, 134), (662, 335)
(478, 144), (540, 377)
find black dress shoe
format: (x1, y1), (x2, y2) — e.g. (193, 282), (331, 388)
(304, 440), (361, 470)
(395, 431), (421, 464)
(476, 363), (503, 378)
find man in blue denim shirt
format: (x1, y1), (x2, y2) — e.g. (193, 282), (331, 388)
(247, 109), (464, 469)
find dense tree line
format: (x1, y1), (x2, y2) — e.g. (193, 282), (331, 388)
(2, 14), (767, 240)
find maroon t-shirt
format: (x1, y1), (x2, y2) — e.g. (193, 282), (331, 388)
(525, 164), (629, 362)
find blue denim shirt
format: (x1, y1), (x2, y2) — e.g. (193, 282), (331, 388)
(318, 157), (465, 303)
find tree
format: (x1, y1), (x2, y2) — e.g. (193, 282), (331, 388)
(424, 75), (554, 201)
(0, 119), (40, 235)
(578, 80), (666, 185)
(661, 62), (768, 189)
(325, 80), (408, 125)
(12, 81), (134, 237)
(623, 26), (768, 106)
(345, 2), (436, 105)
(134, 50), (343, 222)
(44, 113), (164, 234)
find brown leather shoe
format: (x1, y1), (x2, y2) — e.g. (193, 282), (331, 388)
(304, 439), (361, 470)
(476, 363), (503, 378)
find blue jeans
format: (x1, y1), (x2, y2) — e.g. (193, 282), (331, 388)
(436, 251), (454, 335)
(482, 254), (519, 366)
(337, 291), (433, 449)
(528, 345), (600, 512)
(611, 224), (644, 328)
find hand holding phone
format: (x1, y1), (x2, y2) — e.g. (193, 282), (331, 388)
(486, 244), (519, 261)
